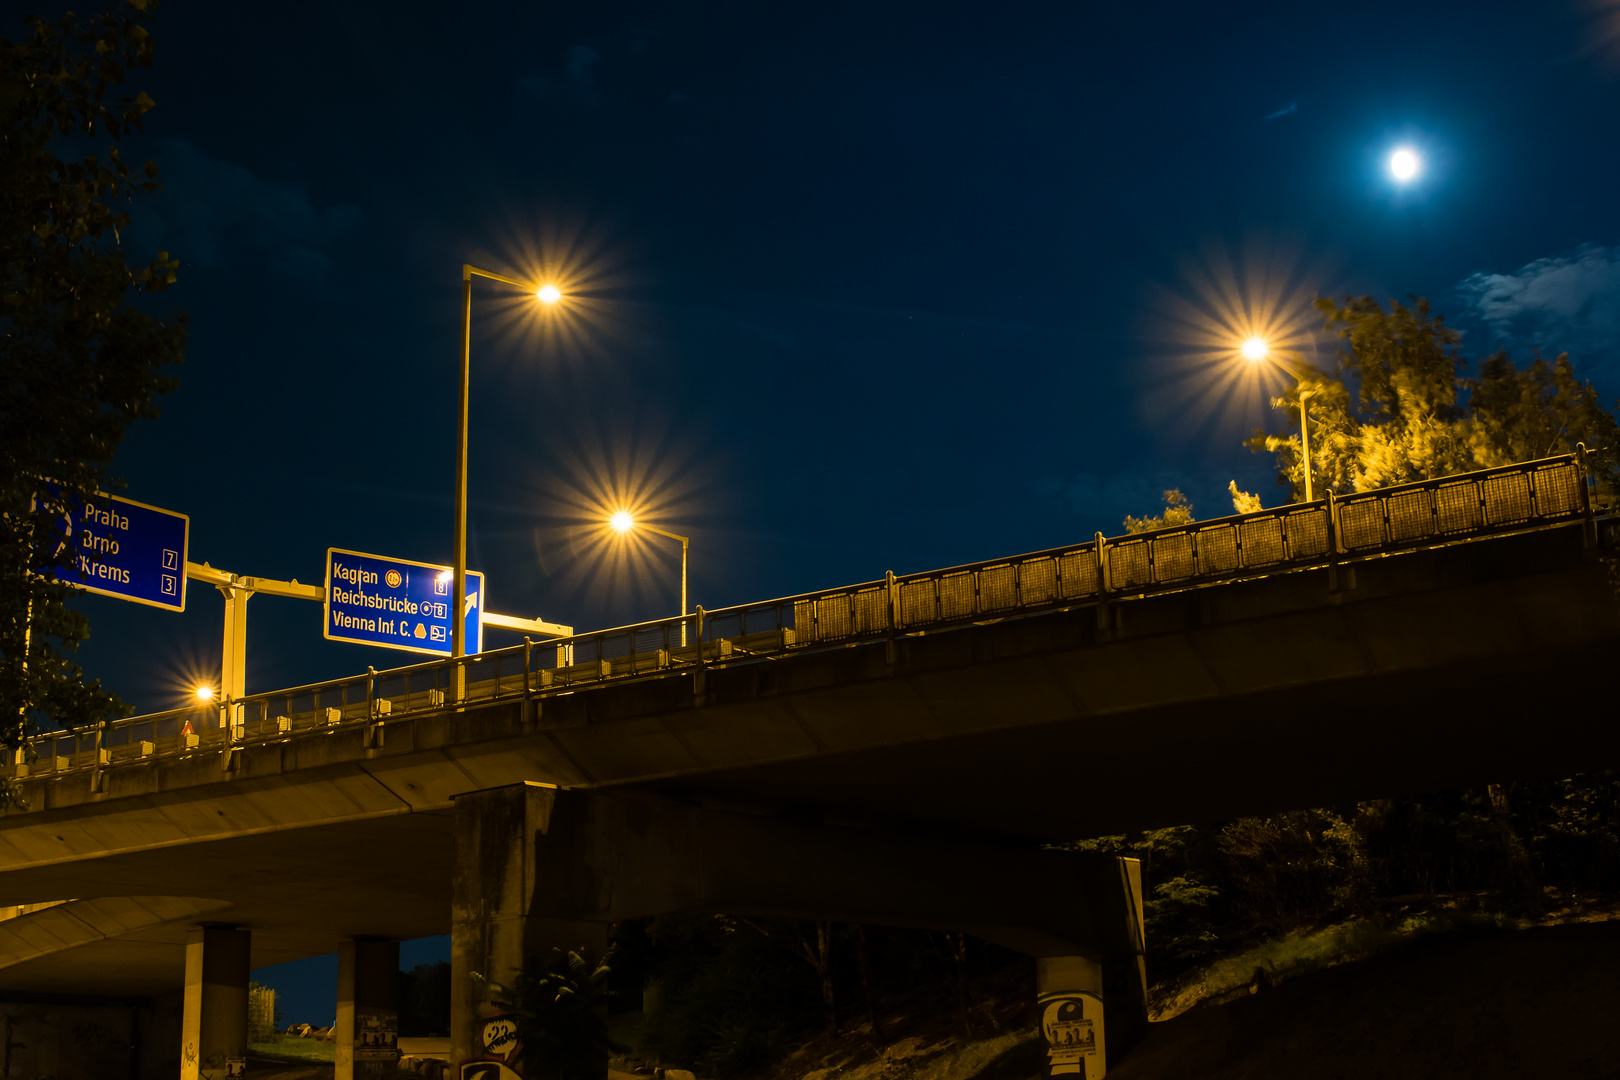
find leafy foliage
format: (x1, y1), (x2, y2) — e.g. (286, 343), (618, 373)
(1247, 296), (1619, 501)
(1122, 489), (1194, 534)
(481, 947), (614, 1080)
(1, 1), (185, 746)
(637, 915), (820, 1078)
(397, 961), (451, 1038)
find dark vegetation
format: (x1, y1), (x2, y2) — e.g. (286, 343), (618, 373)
(1, 0), (185, 758)
(483, 948), (616, 1080)
(1068, 773), (1620, 990)
(397, 962), (451, 1038)
(606, 916), (1033, 1079)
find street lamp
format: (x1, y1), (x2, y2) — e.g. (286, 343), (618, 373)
(453, 265), (562, 662)
(610, 512), (689, 645)
(1242, 338), (1316, 503)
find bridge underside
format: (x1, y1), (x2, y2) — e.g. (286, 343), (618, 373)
(0, 521), (1614, 998)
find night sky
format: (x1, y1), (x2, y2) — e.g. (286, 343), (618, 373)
(22, 0), (1620, 1025)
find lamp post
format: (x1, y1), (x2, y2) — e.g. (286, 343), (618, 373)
(1242, 337), (1315, 503)
(610, 512), (689, 645)
(453, 265), (561, 664)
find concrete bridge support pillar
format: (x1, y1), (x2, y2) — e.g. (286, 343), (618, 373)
(451, 783), (609, 1075)
(180, 925), (250, 1080)
(1035, 859), (1148, 1077)
(336, 938), (402, 1080)
(451, 782), (1147, 1077)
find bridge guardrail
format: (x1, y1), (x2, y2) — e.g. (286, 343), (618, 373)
(10, 454), (1591, 781)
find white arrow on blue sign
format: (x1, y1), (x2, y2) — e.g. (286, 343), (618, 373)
(324, 548), (484, 656)
(44, 488), (190, 612)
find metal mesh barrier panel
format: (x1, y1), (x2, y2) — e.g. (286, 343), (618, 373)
(1153, 533), (1196, 582)
(1111, 540), (1152, 590)
(1241, 515), (1286, 566)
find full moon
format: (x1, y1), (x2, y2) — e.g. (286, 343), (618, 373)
(1390, 148), (1419, 181)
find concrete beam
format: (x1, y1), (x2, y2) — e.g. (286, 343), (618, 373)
(450, 784), (1149, 1068)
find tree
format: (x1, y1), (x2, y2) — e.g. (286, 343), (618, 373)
(1122, 489), (1194, 534)
(480, 947), (615, 1080)
(1, 1), (185, 752)
(1247, 295), (1620, 501)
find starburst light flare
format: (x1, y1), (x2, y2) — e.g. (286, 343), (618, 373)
(1145, 238), (1332, 445)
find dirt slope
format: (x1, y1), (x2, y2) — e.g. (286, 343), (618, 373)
(1111, 920), (1620, 1080)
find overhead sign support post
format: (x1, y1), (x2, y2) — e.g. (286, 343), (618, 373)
(324, 549), (485, 657)
(184, 563), (324, 723)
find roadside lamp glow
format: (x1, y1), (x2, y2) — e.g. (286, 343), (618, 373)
(608, 512), (689, 645)
(195, 685), (214, 702)
(1236, 336), (1315, 503)
(537, 284), (562, 304)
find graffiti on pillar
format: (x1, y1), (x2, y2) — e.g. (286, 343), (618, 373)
(481, 1016), (519, 1061)
(457, 1014), (523, 1080)
(1038, 991), (1104, 1080)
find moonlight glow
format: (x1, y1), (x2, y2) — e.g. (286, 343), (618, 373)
(1390, 148), (1419, 181)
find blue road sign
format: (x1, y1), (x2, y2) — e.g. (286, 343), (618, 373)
(324, 548), (484, 656)
(49, 489), (189, 612)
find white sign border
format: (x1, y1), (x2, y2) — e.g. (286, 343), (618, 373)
(49, 489), (190, 614)
(323, 547), (484, 656)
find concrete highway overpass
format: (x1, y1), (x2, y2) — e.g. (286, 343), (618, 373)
(0, 455), (1613, 1077)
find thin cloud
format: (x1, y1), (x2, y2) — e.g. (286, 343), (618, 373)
(1453, 243), (1620, 387)
(129, 139), (360, 280)
(1263, 103), (1298, 121)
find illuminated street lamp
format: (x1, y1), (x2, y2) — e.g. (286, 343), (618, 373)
(610, 512), (689, 645)
(194, 685), (214, 702)
(1242, 338), (1316, 503)
(453, 265), (562, 662)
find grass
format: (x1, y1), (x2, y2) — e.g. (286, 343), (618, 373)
(249, 1034), (336, 1063)
(1152, 906), (1521, 1020)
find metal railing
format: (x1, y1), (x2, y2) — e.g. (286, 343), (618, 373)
(11, 454), (1592, 781)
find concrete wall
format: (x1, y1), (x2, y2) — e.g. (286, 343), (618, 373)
(0, 1000), (137, 1080)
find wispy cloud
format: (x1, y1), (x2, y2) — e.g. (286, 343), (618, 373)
(131, 139), (361, 280)
(1263, 102), (1298, 121)
(1453, 243), (1620, 388)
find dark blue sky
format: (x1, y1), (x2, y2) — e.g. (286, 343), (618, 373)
(26, 0), (1620, 1023)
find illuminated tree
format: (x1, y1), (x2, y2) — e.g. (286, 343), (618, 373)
(1249, 296), (1620, 501)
